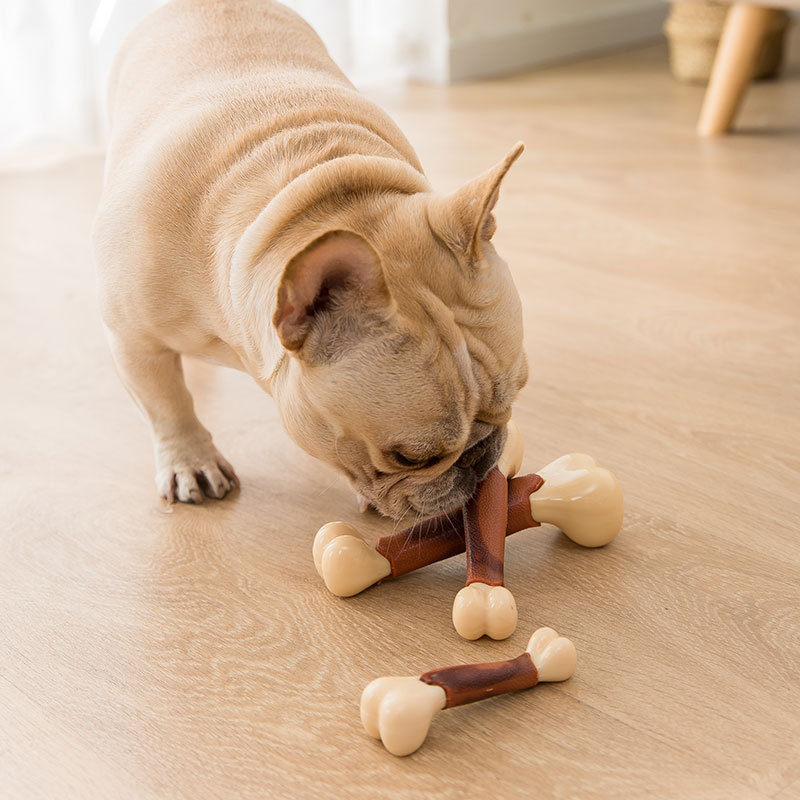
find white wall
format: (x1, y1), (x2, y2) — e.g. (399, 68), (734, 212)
(449, 0), (662, 40)
(445, 0), (667, 81)
(285, 0), (666, 85)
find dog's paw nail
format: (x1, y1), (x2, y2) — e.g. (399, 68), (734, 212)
(156, 440), (238, 504)
(219, 461), (239, 486)
(199, 467), (231, 499)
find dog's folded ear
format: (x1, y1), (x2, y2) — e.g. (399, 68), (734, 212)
(273, 230), (392, 355)
(427, 142), (524, 266)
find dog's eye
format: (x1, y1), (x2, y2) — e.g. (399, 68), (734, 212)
(391, 450), (441, 469)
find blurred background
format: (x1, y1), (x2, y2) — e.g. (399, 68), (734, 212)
(2, 0), (797, 164)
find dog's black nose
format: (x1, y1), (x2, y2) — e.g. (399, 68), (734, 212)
(456, 425), (503, 476)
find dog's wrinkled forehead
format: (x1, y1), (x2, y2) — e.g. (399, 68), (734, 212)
(315, 324), (474, 443)
(392, 249), (524, 410)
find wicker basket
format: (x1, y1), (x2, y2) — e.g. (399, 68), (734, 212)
(664, 2), (791, 84)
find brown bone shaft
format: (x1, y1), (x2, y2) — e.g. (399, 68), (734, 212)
(507, 473), (544, 533)
(375, 507), (465, 578)
(420, 652), (539, 708)
(464, 468), (508, 586)
(375, 473), (543, 578)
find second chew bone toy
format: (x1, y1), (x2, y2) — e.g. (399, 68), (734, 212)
(361, 627), (577, 756)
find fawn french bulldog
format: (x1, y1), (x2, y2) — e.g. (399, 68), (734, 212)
(93, 0), (528, 519)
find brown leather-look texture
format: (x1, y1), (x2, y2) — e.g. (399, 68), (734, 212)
(464, 468), (508, 586)
(375, 508), (465, 578)
(507, 474), (544, 534)
(374, 473), (546, 578)
(420, 652), (539, 708)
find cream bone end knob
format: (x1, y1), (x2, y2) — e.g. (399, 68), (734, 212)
(451, 582), (517, 640)
(360, 626), (576, 756)
(496, 420), (524, 479)
(360, 676), (447, 757)
(312, 521), (391, 597)
(454, 425), (522, 641)
(531, 453), (624, 547)
(526, 626), (577, 682)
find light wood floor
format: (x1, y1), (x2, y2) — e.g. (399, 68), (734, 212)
(2, 41), (799, 800)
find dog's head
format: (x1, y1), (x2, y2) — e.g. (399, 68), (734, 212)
(272, 145), (527, 519)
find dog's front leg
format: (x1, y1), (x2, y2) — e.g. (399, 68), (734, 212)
(105, 329), (238, 503)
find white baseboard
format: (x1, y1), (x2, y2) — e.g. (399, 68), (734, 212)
(448, 3), (668, 82)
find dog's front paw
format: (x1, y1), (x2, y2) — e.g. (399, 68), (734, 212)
(155, 433), (238, 504)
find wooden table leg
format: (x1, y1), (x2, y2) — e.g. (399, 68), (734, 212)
(697, 3), (776, 136)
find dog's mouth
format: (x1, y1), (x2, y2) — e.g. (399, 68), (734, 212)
(365, 426), (507, 520)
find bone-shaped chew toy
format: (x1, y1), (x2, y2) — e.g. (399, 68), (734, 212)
(452, 422), (524, 640)
(312, 452), (623, 597)
(360, 626), (577, 756)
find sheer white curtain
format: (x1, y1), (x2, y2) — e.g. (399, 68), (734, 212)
(0, 0), (445, 163)
(282, 0), (446, 86)
(0, 0), (165, 162)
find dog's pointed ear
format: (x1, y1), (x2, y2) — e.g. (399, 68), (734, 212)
(273, 230), (391, 355)
(428, 142), (524, 266)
